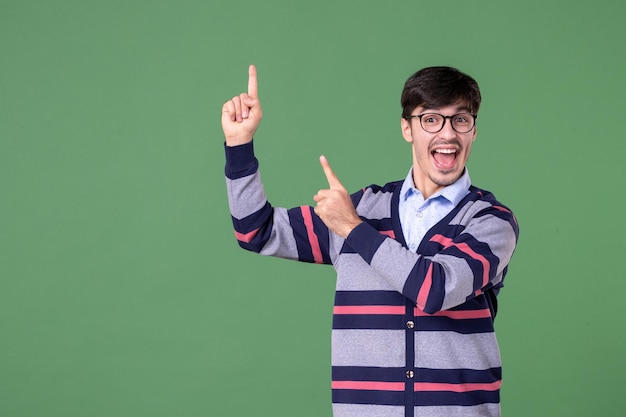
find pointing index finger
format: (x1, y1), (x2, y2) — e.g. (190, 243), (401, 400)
(248, 64), (258, 98)
(320, 155), (343, 190)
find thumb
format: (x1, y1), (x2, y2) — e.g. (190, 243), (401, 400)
(319, 155), (344, 190)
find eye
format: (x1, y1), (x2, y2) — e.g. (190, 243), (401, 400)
(423, 114), (441, 124)
(454, 114), (471, 124)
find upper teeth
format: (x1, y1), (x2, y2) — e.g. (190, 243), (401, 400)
(435, 149), (456, 154)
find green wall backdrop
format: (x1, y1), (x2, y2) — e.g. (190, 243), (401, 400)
(2, 1), (624, 416)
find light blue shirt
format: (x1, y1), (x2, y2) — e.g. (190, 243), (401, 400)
(398, 168), (471, 252)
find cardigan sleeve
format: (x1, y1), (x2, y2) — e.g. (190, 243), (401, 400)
(345, 202), (519, 314)
(224, 141), (333, 265)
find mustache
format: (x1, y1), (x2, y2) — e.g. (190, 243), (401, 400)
(429, 138), (463, 149)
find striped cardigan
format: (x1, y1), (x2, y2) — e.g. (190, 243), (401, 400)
(225, 141), (519, 417)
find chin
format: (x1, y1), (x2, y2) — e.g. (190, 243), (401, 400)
(432, 171), (461, 187)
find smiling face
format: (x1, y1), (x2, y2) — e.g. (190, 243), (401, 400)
(401, 103), (477, 199)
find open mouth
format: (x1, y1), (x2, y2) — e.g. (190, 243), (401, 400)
(432, 148), (458, 170)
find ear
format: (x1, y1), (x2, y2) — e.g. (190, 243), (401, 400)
(401, 118), (413, 143)
(471, 125), (477, 142)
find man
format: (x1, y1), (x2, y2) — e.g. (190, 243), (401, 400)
(221, 65), (518, 417)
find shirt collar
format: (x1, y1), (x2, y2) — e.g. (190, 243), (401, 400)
(400, 167), (471, 206)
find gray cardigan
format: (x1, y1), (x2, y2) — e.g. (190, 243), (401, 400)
(225, 141), (519, 417)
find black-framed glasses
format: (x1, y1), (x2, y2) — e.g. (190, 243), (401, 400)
(404, 112), (477, 133)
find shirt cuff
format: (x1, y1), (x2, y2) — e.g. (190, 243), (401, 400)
(345, 222), (388, 264)
(224, 140), (258, 179)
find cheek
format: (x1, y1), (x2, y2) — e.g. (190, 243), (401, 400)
(463, 142), (474, 159)
(414, 142), (431, 161)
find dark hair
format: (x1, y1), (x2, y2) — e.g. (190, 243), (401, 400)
(400, 66), (481, 118)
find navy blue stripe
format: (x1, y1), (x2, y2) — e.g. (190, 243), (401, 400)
(362, 217), (395, 232)
(339, 218), (394, 257)
(333, 389), (404, 406)
(415, 316), (494, 334)
(449, 296), (492, 311)
(390, 181), (407, 249)
(224, 141), (258, 179)
(414, 390), (500, 407)
(345, 222), (389, 264)
(231, 204), (274, 253)
(286, 207), (316, 263)
(333, 366), (405, 382)
(332, 366), (501, 385)
(414, 367), (502, 384)
(332, 388), (500, 407)
(475, 206), (517, 230)
(455, 235), (500, 290)
(286, 206), (332, 264)
(334, 291), (406, 306)
(424, 262), (445, 313)
(333, 314), (405, 330)
(401, 260), (431, 310)
(332, 315), (495, 333)
(231, 202), (272, 233)
(405, 298), (415, 417)
(418, 238), (449, 257)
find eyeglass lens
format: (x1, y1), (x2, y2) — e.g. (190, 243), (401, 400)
(420, 113), (475, 133)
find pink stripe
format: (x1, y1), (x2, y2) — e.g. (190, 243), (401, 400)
(333, 380), (501, 393)
(430, 234), (491, 288)
(300, 206), (324, 264)
(334, 305), (405, 315)
(493, 206), (518, 226)
(334, 306), (491, 318)
(414, 307), (492, 319)
(333, 381), (404, 391)
(416, 264), (433, 309)
(493, 205), (511, 214)
(234, 228), (260, 244)
(379, 229), (395, 239)
(414, 380), (501, 392)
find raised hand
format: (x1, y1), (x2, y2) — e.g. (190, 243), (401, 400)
(313, 156), (362, 238)
(221, 65), (263, 146)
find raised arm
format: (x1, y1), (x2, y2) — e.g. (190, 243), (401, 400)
(222, 66), (334, 265)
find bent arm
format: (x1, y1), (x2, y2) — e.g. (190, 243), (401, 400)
(345, 204), (519, 314)
(225, 141), (333, 264)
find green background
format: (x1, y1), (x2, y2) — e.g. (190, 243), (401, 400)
(2, 1), (624, 416)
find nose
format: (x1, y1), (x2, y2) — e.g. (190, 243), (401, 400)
(438, 117), (457, 139)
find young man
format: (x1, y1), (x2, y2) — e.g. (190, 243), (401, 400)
(221, 65), (519, 417)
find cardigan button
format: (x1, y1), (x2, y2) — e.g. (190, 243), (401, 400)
(406, 370), (414, 379)
(406, 320), (415, 329)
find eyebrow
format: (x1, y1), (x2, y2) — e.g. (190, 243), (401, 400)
(420, 105), (472, 113)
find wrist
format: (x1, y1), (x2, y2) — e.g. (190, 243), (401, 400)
(339, 219), (363, 239)
(225, 135), (253, 147)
